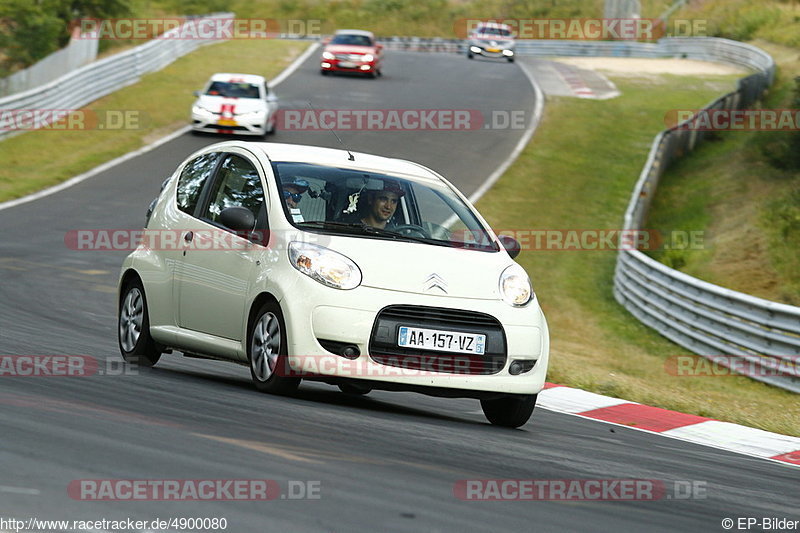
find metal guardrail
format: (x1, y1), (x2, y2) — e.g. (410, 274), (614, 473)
(0, 13), (233, 141)
(606, 39), (800, 393)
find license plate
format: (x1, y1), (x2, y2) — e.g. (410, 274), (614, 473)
(217, 118), (237, 126)
(339, 61), (357, 68)
(486, 48), (500, 52)
(398, 326), (486, 355)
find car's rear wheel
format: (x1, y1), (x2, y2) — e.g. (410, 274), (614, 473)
(118, 279), (162, 367)
(249, 302), (300, 395)
(480, 394), (537, 428)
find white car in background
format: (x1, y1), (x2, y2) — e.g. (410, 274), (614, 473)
(467, 22), (516, 62)
(118, 142), (549, 427)
(190, 73), (277, 136)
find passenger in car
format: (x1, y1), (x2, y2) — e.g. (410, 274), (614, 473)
(282, 177), (310, 223)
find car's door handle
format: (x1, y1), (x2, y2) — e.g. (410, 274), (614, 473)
(184, 231), (193, 242)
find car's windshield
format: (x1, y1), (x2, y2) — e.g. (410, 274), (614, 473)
(330, 34), (374, 47)
(205, 81), (261, 99)
(476, 26), (512, 37)
(272, 162), (499, 252)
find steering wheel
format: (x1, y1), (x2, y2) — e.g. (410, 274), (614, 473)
(392, 224), (429, 239)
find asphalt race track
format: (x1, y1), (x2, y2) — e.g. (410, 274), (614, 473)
(0, 50), (797, 532)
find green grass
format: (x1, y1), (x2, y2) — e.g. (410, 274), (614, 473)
(675, 0), (800, 47)
(644, 42), (800, 305)
(0, 39), (309, 201)
(475, 73), (800, 437)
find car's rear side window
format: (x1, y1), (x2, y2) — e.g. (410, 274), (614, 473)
(202, 154), (264, 225)
(177, 152), (219, 216)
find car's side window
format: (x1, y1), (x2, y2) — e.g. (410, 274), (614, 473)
(201, 154), (265, 227)
(176, 152), (219, 216)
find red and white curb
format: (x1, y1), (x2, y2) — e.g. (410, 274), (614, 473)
(538, 383), (800, 468)
(552, 62), (597, 99)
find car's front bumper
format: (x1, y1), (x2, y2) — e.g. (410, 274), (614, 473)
(276, 276), (549, 396)
(320, 59), (378, 73)
(191, 111), (274, 135)
(468, 44), (515, 58)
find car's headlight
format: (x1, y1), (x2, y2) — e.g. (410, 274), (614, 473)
(499, 264), (533, 307)
(289, 242), (362, 290)
(322, 51), (335, 60)
(361, 54), (374, 62)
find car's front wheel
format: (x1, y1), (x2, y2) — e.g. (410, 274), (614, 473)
(467, 51), (474, 59)
(118, 279), (162, 367)
(480, 394), (537, 428)
(507, 56), (515, 63)
(248, 302), (300, 395)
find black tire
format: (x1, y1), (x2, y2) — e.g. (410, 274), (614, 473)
(338, 382), (372, 396)
(321, 69), (330, 76)
(507, 57), (515, 63)
(467, 52), (474, 59)
(118, 278), (162, 367)
(480, 394), (537, 428)
(248, 302), (300, 395)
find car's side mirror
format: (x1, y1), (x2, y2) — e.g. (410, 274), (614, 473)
(498, 235), (521, 259)
(219, 206), (255, 233)
(193, 90), (201, 97)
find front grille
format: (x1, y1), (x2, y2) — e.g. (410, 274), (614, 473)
(369, 305), (506, 375)
(335, 53), (363, 60)
(210, 125), (248, 131)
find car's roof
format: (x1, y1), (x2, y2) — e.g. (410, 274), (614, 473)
(208, 73), (265, 84)
(334, 29), (375, 37)
(237, 142), (440, 181)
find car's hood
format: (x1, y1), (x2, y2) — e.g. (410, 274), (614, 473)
(322, 235), (512, 299)
(324, 44), (377, 55)
(194, 95), (266, 114)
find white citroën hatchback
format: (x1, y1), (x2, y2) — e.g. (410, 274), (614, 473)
(118, 142), (549, 427)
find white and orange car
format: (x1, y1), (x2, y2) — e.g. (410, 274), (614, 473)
(190, 73), (278, 136)
(320, 29), (384, 77)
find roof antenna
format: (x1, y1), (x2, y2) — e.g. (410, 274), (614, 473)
(307, 101), (355, 161)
